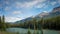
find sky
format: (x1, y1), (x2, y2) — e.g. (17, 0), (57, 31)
(0, 0), (60, 22)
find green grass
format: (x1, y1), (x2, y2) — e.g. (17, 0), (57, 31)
(0, 31), (18, 34)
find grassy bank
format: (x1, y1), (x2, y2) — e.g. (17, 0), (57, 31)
(0, 31), (18, 34)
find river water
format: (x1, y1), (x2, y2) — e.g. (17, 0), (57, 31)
(6, 28), (60, 34)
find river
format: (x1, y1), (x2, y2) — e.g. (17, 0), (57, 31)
(6, 28), (60, 34)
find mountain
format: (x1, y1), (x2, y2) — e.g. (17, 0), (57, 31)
(35, 11), (49, 19)
(36, 6), (60, 18)
(50, 6), (60, 16)
(15, 17), (33, 23)
(15, 6), (60, 23)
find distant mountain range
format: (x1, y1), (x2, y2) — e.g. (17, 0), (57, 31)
(15, 6), (60, 23)
(15, 17), (33, 23)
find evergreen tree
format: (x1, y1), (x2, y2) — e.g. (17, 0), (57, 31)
(2, 15), (6, 31)
(36, 20), (39, 34)
(40, 18), (43, 34)
(17, 32), (19, 34)
(0, 16), (2, 29)
(36, 28), (39, 34)
(0, 16), (1, 23)
(32, 18), (36, 34)
(27, 25), (31, 34)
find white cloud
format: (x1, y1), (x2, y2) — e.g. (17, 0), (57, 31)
(51, 1), (57, 6)
(5, 17), (21, 22)
(0, 4), (2, 9)
(0, 4), (2, 7)
(58, 0), (60, 4)
(15, 1), (37, 8)
(35, 3), (46, 8)
(35, 0), (46, 3)
(13, 11), (22, 14)
(4, 7), (11, 11)
(0, 12), (1, 14)
(43, 11), (49, 13)
(5, 1), (10, 5)
(15, 0), (47, 8)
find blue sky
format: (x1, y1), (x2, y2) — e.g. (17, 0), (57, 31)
(0, 0), (60, 22)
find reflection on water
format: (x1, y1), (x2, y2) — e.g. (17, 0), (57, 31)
(6, 28), (59, 34)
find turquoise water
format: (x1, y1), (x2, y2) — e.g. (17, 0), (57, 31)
(6, 28), (60, 34)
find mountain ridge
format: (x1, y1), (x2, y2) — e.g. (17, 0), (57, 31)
(15, 6), (60, 23)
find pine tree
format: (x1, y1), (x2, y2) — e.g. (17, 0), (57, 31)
(36, 20), (39, 34)
(2, 15), (6, 31)
(27, 24), (31, 34)
(32, 18), (36, 34)
(36, 30), (39, 34)
(40, 18), (43, 34)
(0, 16), (1, 23)
(0, 16), (2, 29)
(17, 32), (19, 34)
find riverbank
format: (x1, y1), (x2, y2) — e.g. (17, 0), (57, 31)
(0, 31), (18, 34)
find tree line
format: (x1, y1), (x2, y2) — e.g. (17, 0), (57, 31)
(0, 15), (6, 31)
(6, 15), (60, 30)
(43, 15), (60, 30)
(19, 15), (60, 30)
